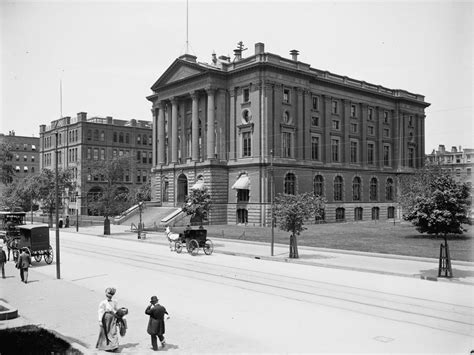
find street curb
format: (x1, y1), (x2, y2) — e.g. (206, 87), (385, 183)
(0, 300), (18, 321)
(70, 230), (474, 286)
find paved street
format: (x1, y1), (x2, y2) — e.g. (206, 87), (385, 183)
(1, 228), (473, 354)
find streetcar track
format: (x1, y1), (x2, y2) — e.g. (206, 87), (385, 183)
(59, 240), (474, 336)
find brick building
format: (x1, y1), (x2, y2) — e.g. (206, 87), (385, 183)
(0, 131), (40, 200)
(426, 145), (473, 184)
(147, 42), (430, 225)
(39, 113), (152, 216)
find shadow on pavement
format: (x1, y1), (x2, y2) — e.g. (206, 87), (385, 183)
(419, 267), (474, 280)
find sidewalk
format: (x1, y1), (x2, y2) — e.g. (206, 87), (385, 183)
(76, 224), (474, 285)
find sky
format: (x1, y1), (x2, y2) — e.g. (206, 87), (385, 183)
(1, 0), (472, 154)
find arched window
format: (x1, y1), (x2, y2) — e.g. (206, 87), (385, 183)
(100, 131), (105, 141)
(113, 132), (117, 142)
(137, 135), (141, 144)
(162, 177), (169, 202)
(370, 177), (378, 201)
(334, 176), (343, 201)
(87, 130), (92, 141)
(386, 178), (394, 201)
(284, 173), (296, 195)
(354, 207), (363, 221)
(352, 177), (361, 201)
(143, 135), (148, 145)
(93, 130), (99, 141)
(335, 207), (345, 222)
(119, 132), (124, 143)
(313, 175), (324, 196)
(125, 133), (130, 144)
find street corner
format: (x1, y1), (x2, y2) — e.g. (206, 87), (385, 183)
(0, 299), (18, 322)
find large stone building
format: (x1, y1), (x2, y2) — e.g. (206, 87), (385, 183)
(0, 131), (40, 200)
(39, 113), (152, 216)
(426, 145), (473, 184)
(147, 42), (430, 226)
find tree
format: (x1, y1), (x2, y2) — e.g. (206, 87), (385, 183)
(400, 166), (471, 276)
(273, 192), (326, 258)
(2, 175), (39, 212)
(182, 187), (211, 227)
(86, 156), (131, 235)
(32, 169), (74, 227)
(1, 142), (14, 186)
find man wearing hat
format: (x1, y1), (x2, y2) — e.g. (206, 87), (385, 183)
(0, 245), (7, 279)
(145, 296), (170, 350)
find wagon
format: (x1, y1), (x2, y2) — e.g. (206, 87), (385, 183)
(174, 228), (214, 256)
(11, 224), (53, 264)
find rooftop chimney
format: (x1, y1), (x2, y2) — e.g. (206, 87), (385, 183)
(106, 116), (113, 124)
(290, 49), (299, 61)
(77, 112), (87, 121)
(255, 42), (265, 55)
(451, 146), (457, 153)
(233, 49), (242, 61)
(438, 144), (445, 153)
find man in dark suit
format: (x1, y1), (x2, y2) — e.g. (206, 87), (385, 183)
(16, 248), (31, 283)
(145, 296), (169, 351)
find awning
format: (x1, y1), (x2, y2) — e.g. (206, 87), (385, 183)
(190, 179), (205, 190)
(232, 174), (250, 190)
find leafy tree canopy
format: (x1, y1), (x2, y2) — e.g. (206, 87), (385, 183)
(401, 166), (471, 237)
(1, 142), (14, 185)
(274, 192), (326, 236)
(182, 187), (211, 226)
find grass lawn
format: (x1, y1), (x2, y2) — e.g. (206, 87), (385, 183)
(206, 221), (473, 262)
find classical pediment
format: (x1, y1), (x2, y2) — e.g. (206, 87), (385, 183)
(151, 59), (208, 90)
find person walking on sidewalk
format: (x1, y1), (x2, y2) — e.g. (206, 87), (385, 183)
(0, 245), (7, 278)
(96, 287), (120, 352)
(145, 296), (170, 351)
(16, 248), (31, 283)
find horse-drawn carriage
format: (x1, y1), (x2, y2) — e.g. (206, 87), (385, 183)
(165, 226), (214, 255)
(11, 224), (54, 264)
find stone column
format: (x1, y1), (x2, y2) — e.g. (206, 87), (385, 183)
(228, 89), (236, 160)
(191, 91), (199, 161)
(295, 87), (304, 160)
(152, 107), (157, 166)
(157, 102), (165, 165)
(361, 103), (368, 167)
(206, 88), (215, 160)
(322, 95), (332, 163)
(171, 97), (178, 164)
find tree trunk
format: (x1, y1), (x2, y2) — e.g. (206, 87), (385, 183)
(104, 216), (110, 235)
(289, 233), (299, 259)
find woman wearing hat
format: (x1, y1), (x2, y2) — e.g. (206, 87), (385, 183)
(145, 295), (170, 351)
(96, 287), (121, 352)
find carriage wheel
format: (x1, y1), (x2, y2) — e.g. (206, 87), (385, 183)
(44, 247), (54, 264)
(175, 241), (183, 254)
(34, 253), (42, 262)
(204, 239), (214, 255)
(188, 239), (199, 256)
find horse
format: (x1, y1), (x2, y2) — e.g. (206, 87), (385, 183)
(165, 226), (181, 251)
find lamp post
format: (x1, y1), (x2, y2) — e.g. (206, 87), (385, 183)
(55, 130), (61, 279)
(137, 201), (143, 239)
(76, 190), (80, 232)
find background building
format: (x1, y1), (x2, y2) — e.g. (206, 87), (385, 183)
(426, 145), (473, 184)
(147, 42), (430, 226)
(0, 131), (40, 200)
(39, 113), (152, 216)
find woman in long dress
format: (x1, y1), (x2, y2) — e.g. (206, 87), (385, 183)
(96, 287), (119, 352)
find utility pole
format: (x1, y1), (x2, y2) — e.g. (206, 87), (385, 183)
(76, 191), (80, 232)
(270, 149), (274, 256)
(55, 130), (60, 279)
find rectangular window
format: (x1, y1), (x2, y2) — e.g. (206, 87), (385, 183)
(383, 111), (389, 123)
(383, 128), (390, 137)
(332, 120), (340, 130)
(367, 143), (375, 165)
(148, 152), (152, 164)
(242, 132), (251, 157)
(142, 152), (147, 164)
(282, 132), (292, 158)
(87, 148), (92, 160)
(100, 149), (105, 160)
(383, 145), (390, 166)
(350, 123), (358, 133)
(368, 125), (375, 135)
(311, 136), (319, 160)
(311, 116), (319, 127)
(243, 88), (250, 102)
(350, 141), (358, 163)
(331, 138), (339, 162)
(113, 149), (117, 158)
(137, 171), (141, 183)
(350, 104), (356, 117)
(312, 96), (319, 110)
(368, 107), (373, 121)
(408, 147), (415, 167)
(237, 189), (250, 202)
(31, 156), (35, 162)
(408, 115), (414, 127)
(332, 100), (338, 114)
(93, 148), (99, 160)
(283, 89), (290, 103)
